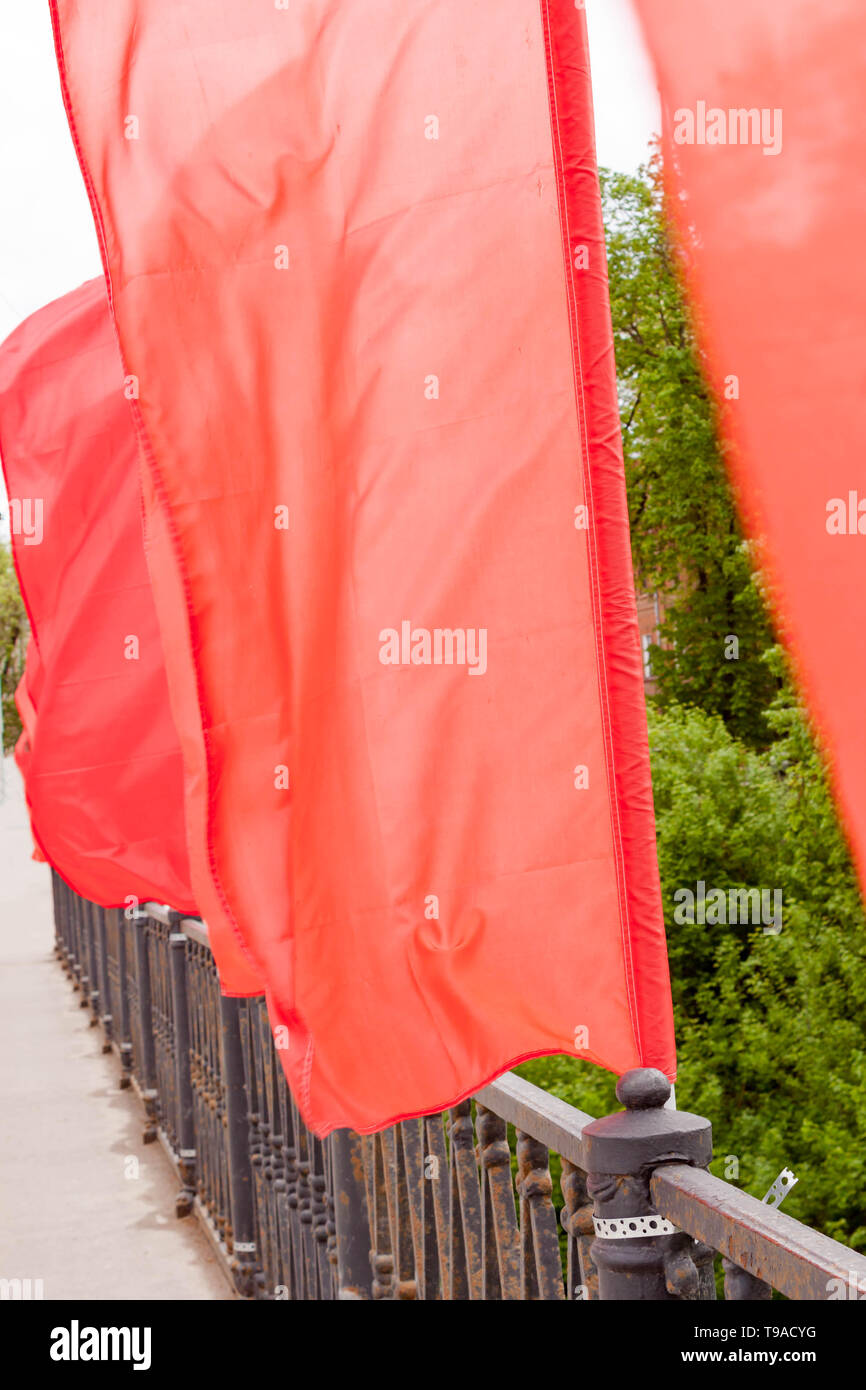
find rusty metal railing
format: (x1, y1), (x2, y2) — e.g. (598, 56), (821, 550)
(51, 873), (866, 1301)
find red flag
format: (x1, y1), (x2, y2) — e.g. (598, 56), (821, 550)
(0, 280), (196, 911)
(633, 0), (866, 899)
(52, 1), (675, 1131)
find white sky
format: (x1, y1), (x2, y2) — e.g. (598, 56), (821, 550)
(0, 0), (660, 532)
(586, 0), (661, 174)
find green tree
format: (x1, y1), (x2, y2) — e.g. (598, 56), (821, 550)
(0, 544), (27, 753)
(601, 161), (780, 746)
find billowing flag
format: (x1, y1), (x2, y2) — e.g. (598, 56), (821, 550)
(51, 1), (675, 1132)
(0, 281), (200, 913)
(634, 0), (866, 897)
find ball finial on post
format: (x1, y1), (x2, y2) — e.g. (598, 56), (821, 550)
(583, 1067), (713, 1300)
(616, 1067), (671, 1111)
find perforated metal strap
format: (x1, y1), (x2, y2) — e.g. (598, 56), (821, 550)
(762, 1168), (797, 1209)
(592, 1214), (678, 1239)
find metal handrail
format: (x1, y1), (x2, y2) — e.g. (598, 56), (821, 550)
(652, 1165), (866, 1301)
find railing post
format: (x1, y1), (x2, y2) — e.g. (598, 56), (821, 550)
(583, 1068), (715, 1300)
(85, 900), (101, 1026)
(132, 913), (159, 1143)
(168, 913), (196, 1217)
(73, 891), (88, 1004)
(219, 994), (258, 1297)
(329, 1129), (373, 1300)
(95, 905), (113, 1050)
(114, 910), (134, 1089)
(51, 871), (67, 966)
(59, 876), (73, 974)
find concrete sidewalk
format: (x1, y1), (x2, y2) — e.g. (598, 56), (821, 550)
(0, 757), (232, 1300)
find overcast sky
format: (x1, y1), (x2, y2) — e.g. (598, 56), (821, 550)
(0, 1), (660, 533)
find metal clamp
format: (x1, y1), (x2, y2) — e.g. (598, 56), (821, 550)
(592, 1213), (678, 1239)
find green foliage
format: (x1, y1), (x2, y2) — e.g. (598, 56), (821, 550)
(601, 162), (780, 746)
(0, 544), (27, 753)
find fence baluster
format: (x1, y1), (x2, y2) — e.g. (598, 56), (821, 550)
(516, 1131), (566, 1300)
(447, 1101), (483, 1300)
(168, 916), (196, 1217)
(476, 1105), (521, 1300)
(219, 994), (258, 1297)
(330, 1128), (373, 1300)
(131, 911), (159, 1143)
(560, 1158), (597, 1301)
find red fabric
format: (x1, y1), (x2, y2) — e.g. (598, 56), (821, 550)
(13, 638), (38, 776)
(51, 0), (675, 1132)
(13, 641), (46, 862)
(634, 0), (866, 901)
(0, 280), (195, 910)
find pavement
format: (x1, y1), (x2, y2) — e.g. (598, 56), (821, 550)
(0, 756), (233, 1300)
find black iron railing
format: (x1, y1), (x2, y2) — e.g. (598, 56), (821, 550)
(51, 874), (866, 1301)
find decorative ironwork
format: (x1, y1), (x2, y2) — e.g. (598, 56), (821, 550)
(50, 874), (866, 1302)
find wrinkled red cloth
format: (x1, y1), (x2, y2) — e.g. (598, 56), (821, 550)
(0, 280), (196, 910)
(51, 0), (675, 1131)
(635, 0), (866, 901)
